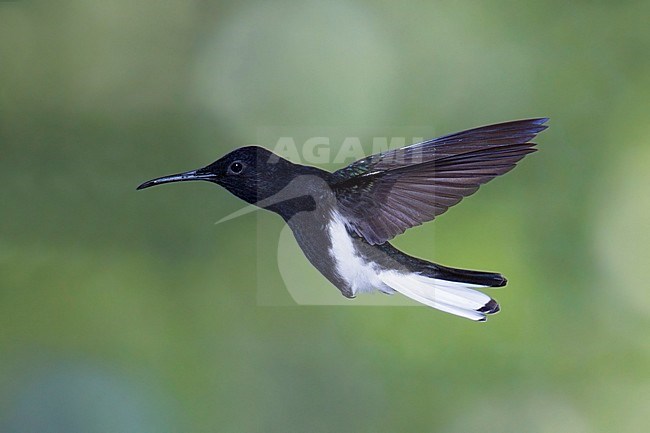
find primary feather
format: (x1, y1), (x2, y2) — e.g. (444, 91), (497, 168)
(330, 118), (548, 244)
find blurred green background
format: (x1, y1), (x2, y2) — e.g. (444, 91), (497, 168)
(1, 1), (649, 432)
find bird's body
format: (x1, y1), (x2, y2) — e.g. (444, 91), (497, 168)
(138, 118), (548, 321)
(287, 202), (504, 320)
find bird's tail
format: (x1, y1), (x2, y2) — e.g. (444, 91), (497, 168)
(380, 270), (502, 321)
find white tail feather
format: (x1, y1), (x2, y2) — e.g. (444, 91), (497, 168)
(380, 271), (497, 321)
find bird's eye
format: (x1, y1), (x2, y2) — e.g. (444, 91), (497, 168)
(229, 161), (244, 174)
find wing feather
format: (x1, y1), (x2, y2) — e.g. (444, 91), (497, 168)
(330, 118), (548, 244)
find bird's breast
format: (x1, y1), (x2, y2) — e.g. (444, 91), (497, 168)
(284, 208), (391, 298)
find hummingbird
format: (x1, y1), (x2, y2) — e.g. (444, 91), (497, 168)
(137, 118), (548, 321)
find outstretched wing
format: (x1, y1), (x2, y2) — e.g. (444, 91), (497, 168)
(330, 118), (548, 245)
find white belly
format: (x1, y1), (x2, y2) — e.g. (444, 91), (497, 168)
(325, 211), (496, 321)
(327, 212), (394, 296)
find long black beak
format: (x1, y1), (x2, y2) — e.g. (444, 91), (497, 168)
(136, 169), (216, 190)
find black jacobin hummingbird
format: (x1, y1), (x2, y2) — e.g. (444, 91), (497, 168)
(138, 118), (548, 321)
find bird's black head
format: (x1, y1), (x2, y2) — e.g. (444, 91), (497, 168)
(137, 146), (325, 213)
